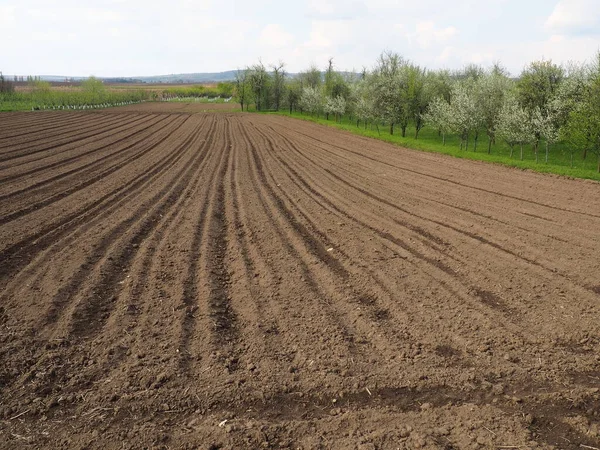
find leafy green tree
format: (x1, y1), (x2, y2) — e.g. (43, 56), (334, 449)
(285, 78), (302, 114)
(234, 69), (250, 111)
(217, 82), (234, 98)
(517, 60), (564, 152)
(403, 64), (428, 138)
(248, 62), (270, 111)
(299, 65), (322, 89)
(81, 76), (105, 96)
(0, 71), (15, 93)
(271, 62), (286, 111)
(561, 53), (600, 171)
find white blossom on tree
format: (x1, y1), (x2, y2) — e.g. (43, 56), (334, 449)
(423, 97), (454, 145)
(449, 83), (480, 151)
(323, 95), (346, 122)
(299, 86), (323, 117)
(496, 94), (534, 160)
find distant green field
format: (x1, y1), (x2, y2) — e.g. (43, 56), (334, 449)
(0, 89), (149, 111)
(270, 111), (600, 182)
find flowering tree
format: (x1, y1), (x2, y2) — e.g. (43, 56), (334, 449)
(324, 96), (346, 122)
(423, 97), (454, 145)
(496, 94), (534, 160)
(299, 86), (323, 117)
(450, 83), (480, 151)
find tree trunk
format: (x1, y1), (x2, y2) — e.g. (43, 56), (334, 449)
(474, 130), (478, 152)
(488, 137), (492, 154)
(545, 141), (549, 164)
(465, 134), (469, 151)
(401, 124), (407, 137)
(376, 124), (381, 136)
(356, 119), (360, 127)
(510, 145), (514, 158)
(390, 122), (394, 135)
(442, 133), (446, 146)
(597, 153), (600, 173)
(520, 144), (523, 160)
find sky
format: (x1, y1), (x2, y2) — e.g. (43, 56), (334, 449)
(1, 0), (599, 78)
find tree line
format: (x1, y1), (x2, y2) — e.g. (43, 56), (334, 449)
(234, 52), (600, 172)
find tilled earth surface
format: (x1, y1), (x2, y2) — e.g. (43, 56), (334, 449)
(1, 106), (600, 449)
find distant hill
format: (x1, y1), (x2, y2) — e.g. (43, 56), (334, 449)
(13, 70), (361, 85)
(135, 71), (239, 84)
(5, 71), (240, 84)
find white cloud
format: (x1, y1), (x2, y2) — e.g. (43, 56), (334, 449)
(258, 24), (295, 49)
(1, 0), (598, 77)
(408, 21), (458, 49)
(0, 5), (16, 29)
(306, 0), (368, 19)
(545, 0), (600, 33)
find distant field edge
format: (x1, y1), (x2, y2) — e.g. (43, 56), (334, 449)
(265, 111), (600, 183)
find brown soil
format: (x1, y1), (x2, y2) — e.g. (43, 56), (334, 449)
(114, 101), (241, 114)
(1, 107), (600, 449)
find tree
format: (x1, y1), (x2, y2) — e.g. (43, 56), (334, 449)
(517, 59), (564, 152)
(449, 82), (480, 150)
(474, 69), (511, 153)
(560, 53), (600, 171)
(322, 58), (350, 120)
(370, 51), (407, 135)
(234, 69), (249, 111)
(323, 96), (346, 122)
(299, 86), (322, 116)
(300, 65), (322, 89)
(285, 78), (302, 114)
(532, 106), (559, 163)
(0, 71), (15, 93)
(496, 93), (534, 160)
(271, 62), (286, 111)
(81, 76), (105, 96)
(423, 97), (453, 145)
(403, 64), (429, 139)
(248, 62), (270, 111)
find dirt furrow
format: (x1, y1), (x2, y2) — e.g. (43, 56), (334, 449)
(1, 109), (600, 450)
(0, 113), (139, 161)
(0, 113), (152, 170)
(0, 115), (190, 283)
(0, 113), (163, 186)
(0, 115), (179, 223)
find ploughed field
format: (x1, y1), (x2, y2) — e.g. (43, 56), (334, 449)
(1, 105), (600, 449)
